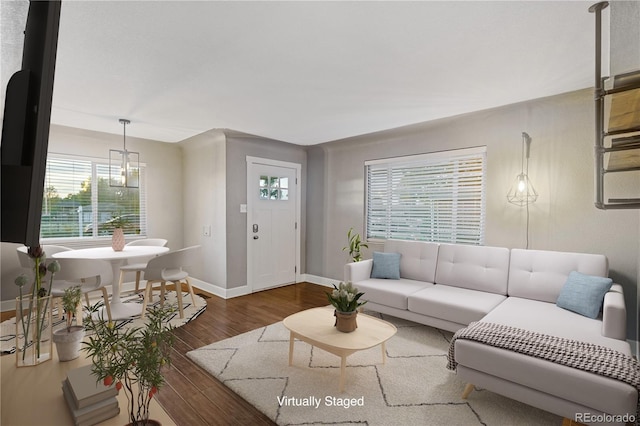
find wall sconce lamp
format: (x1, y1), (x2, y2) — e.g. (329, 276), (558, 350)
(507, 132), (537, 207)
(109, 118), (139, 188)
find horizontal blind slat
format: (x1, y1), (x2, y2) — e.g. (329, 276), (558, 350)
(41, 156), (146, 240)
(366, 148), (486, 245)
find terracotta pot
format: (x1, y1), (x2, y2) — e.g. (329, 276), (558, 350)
(334, 310), (358, 333)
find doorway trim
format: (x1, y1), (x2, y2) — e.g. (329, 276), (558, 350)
(246, 156), (302, 292)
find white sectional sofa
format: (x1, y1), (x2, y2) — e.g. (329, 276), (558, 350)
(344, 240), (637, 425)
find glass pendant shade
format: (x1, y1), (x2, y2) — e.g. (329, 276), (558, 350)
(507, 172), (538, 206)
(109, 149), (139, 188)
(109, 119), (139, 188)
(507, 132), (537, 207)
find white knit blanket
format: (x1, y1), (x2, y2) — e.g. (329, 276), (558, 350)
(447, 321), (640, 425)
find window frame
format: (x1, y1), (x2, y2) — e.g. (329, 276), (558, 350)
(364, 146), (486, 245)
(40, 153), (147, 246)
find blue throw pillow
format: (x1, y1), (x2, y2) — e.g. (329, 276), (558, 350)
(556, 271), (613, 319)
(370, 252), (401, 280)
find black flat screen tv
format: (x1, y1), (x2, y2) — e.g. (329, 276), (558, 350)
(1, 1), (61, 246)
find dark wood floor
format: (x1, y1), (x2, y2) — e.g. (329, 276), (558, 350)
(156, 282), (329, 425)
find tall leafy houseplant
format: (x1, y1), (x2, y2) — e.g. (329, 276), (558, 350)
(83, 303), (175, 425)
(342, 227), (368, 262)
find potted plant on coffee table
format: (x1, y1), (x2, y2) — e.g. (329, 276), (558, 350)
(52, 286), (84, 361)
(327, 281), (367, 333)
(82, 303), (175, 426)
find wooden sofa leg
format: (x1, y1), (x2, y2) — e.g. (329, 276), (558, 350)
(462, 383), (474, 399)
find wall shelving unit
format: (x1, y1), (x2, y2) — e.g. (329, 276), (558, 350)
(590, 1), (640, 209)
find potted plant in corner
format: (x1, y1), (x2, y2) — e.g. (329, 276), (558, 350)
(82, 303), (175, 426)
(342, 227), (368, 262)
(327, 281), (367, 333)
(52, 286), (85, 361)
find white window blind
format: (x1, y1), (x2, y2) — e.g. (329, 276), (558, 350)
(365, 147), (486, 245)
(41, 155), (146, 240)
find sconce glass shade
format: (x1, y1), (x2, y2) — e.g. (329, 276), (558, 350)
(109, 149), (139, 188)
(507, 172), (538, 206)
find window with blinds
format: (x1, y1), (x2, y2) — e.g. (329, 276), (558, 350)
(41, 155), (146, 239)
(365, 146), (486, 245)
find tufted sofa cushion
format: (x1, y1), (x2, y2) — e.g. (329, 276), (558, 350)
(356, 278), (433, 310)
(384, 239), (439, 282)
(508, 249), (609, 303)
(434, 243), (510, 295)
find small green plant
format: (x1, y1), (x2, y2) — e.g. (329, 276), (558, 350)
(82, 303), (175, 425)
(327, 281), (367, 313)
(342, 227), (368, 262)
(61, 286), (82, 332)
(108, 215), (127, 229)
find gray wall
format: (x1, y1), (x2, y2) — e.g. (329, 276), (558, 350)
(1, 124), (183, 302)
(180, 130), (227, 288)
(225, 132), (307, 289)
(306, 146), (328, 278)
(305, 88), (639, 341)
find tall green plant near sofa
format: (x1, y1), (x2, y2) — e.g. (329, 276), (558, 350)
(343, 228), (368, 262)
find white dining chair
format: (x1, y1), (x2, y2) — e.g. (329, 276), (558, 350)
(117, 238), (168, 295)
(140, 245), (201, 319)
(51, 258), (114, 323)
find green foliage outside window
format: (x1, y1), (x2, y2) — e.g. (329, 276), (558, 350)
(40, 158), (142, 239)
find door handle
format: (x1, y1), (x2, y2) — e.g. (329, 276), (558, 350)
(253, 224), (259, 233)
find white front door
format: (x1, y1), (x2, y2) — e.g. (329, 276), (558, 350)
(247, 157), (300, 292)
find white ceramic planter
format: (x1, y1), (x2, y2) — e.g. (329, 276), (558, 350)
(53, 326), (85, 361)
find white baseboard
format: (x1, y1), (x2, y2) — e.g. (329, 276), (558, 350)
(187, 278), (251, 299)
(1, 299), (16, 313)
(301, 274), (336, 288)
(191, 275), (335, 299)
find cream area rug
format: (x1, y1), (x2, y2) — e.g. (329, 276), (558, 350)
(187, 311), (562, 426)
(0, 291), (207, 355)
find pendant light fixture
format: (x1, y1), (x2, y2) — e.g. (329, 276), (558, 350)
(109, 118), (139, 188)
(507, 132), (537, 207)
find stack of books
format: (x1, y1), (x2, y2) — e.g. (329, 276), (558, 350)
(62, 365), (119, 426)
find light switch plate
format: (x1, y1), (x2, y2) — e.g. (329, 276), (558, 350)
(240, 204), (247, 213)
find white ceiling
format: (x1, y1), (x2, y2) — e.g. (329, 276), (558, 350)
(48, 1), (607, 145)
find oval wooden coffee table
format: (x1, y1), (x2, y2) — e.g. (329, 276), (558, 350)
(283, 306), (397, 392)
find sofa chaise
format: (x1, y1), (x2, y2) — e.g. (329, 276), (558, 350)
(344, 240), (637, 425)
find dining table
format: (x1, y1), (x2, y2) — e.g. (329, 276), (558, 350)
(52, 245), (169, 320)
